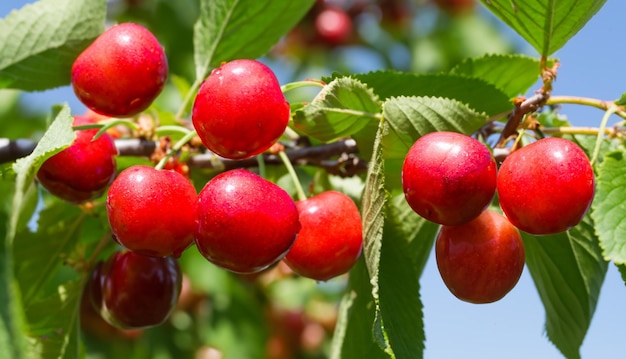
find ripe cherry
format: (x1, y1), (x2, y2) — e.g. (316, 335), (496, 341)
(37, 115), (117, 204)
(88, 250), (182, 329)
(497, 137), (595, 235)
(435, 209), (525, 304)
(71, 23), (168, 117)
(194, 169), (300, 274)
(402, 131), (497, 226)
(107, 165), (197, 258)
(284, 191), (363, 281)
(191, 59), (290, 160)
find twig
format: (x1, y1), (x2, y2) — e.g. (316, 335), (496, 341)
(0, 137), (365, 176)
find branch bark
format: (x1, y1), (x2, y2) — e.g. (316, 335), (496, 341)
(0, 138), (365, 176)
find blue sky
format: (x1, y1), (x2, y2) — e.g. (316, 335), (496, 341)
(2, 1), (626, 358)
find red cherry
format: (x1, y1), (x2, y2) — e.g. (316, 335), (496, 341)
(402, 131), (497, 225)
(314, 7), (353, 45)
(194, 169), (301, 274)
(435, 209), (525, 304)
(191, 59), (290, 160)
(71, 23), (168, 117)
(89, 250), (182, 329)
(106, 165), (197, 258)
(37, 115), (117, 204)
(284, 191), (363, 281)
(497, 137), (595, 235)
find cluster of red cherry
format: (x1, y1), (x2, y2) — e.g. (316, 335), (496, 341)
(36, 23), (363, 330)
(402, 131), (595, 304)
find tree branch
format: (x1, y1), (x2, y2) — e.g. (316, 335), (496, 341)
(0, 137), (365, 176)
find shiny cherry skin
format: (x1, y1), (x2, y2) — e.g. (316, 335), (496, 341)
(436, 209), (525, 304)
(402, 131), (497, 226)
(191, 59), (290, 160)
(107, 165), (197, 258)
(497, 137), (595, 235)
(71, 22), (168, 117)
(194, 169), (300, 274)
(89, 250), (182, 329)
(284, 191), (363, 281)
(37, 115), (117, 204)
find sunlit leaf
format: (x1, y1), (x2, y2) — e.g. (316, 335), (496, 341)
(350, 71), (511, 116)
(450, 54), (541, 98)
(293, 77), (382, 142)
(381, 96), (487, 159)
(193, 0), (314, 82)
(0, 0), (105, 91)
(480, 0), (606, 56)
(523, 214), (607, 359)
(592, 150), (626, 263)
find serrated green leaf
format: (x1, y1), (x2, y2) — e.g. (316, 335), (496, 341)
(381, 96), (488, 159)
(14, 202), (86, 306)
(293, 77), (382, 142)
(24, 280), (84, 359)
(193, 0), (314, 81)
(378, 193), (438, 359)
(2, 105), (74, 359)
(591, 150), (626, 263)
(331, 117), (391, 357)
(450, 54), (541, 98)
(617, 264), (626, 285)
(0, 0), (106, 91)
(349, 71), (511, 116)
(331, 258), (389, 359)
(523, 214), (607, 359)
(480, 0), (606, 56)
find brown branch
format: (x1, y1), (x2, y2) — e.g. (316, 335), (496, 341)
(0, 137), (365, 176)
(495, 92), (551, 148)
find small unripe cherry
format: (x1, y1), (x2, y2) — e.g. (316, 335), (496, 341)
(402, 131), (497, 226)
(497, 137), (595, 235)
(37, 115), (117, 204)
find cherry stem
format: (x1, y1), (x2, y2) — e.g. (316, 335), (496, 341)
(280, 79), (326, 94)
(154, 129), (198, 170)
(256, 154), (267, 178)
(175, 77), (203, 121)
(278, 150), (307, 202)
(590, 106), (618, 165)
(547, 96), (626, 119)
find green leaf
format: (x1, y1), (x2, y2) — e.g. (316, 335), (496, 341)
(14, 203), (86, 306)
(378, 193), (438, 358)
(193, 0), (315, 81)
(480, 0), (606, 56)
(591, 150), (626, 263)
(2, 105), (74, 359)
(331, 258), (389, 359)
(450, 54), (541, 98)
(522, 214), (607, 359)
(331, 117), (391, 356)
(293, 77), (382, 142)
(350, 71), (512, 116)
(381, 96), (488, 159)
(24, 280), (84, 359)
(0, 0), (106, 91)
